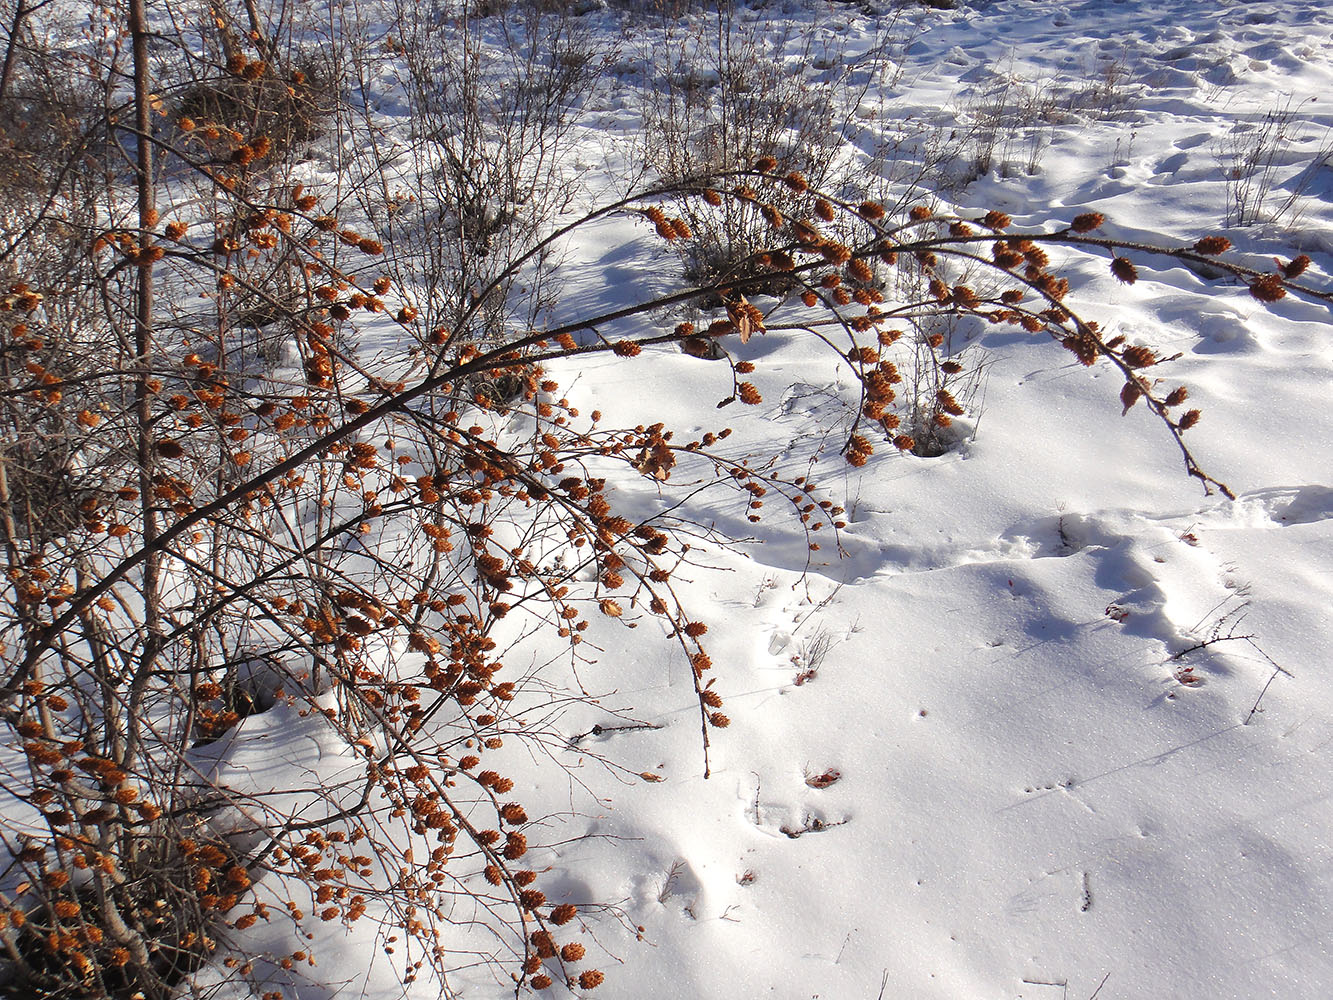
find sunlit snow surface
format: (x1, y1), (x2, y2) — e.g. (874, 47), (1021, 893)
(196, 0), (1333, 996)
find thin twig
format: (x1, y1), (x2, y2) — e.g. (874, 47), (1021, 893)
(568, 721), (662, 745)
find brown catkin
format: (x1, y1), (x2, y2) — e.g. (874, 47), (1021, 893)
(1193, 236), (1232, 255)
(504, 833), (528, 860)
(1122, 345), (1156, 368)
(1249, 275), (1287, 302)
(1071, 212), (1104, 233)
(1283, 254), (1311, 279)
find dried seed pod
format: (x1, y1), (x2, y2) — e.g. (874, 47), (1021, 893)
(1120, 382), (1142, 413)
(936, 389), (965, 416)
(1193, 236), (1232, 255)
(1111, 257), (1138, 284)
(519, 889), (545, 910)
(503, 833), (528, 860)
(1071, 212), (1104, 233)
(1249, 275), (1287, 302)
(531, 931), (556, 958)
(1282, 254), (1311, 279)
(848, 259), (874, 284)
(1122, 345), (1156, 368)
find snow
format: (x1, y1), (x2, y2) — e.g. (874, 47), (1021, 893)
(474, 3), (1333, 996)
(346, 0), (1322, 997)
(305, 0), (1331, 994)
(20, 0), (1333, 996)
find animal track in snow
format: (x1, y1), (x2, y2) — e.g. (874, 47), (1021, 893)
(1246, 485), (1333, 527)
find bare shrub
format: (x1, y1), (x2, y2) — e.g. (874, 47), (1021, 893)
(634, 4), (910, 291)
(170, 0), (338, 157)
(1217, 97), (1333, 227)
(894, 319), (991, 458)
(944, 50), (1139, 191)
(369, 0), (604, 350)
(174, 69), (332, 154)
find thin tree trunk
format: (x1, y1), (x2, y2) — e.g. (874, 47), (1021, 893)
(128, 0), (162, 752)
(0, 0), (29, 103)
(122, 13), (165, 982)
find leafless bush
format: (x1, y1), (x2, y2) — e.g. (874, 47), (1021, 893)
(366, 0), (604, 354)
(634, 4), (909, 292)
(894, 319), (991, 458)
(169, 0), (339, 154)
(175, 69), (333, 153)
(948, 72), (1065, 187)
(1217, 97), (1333, 227)
(944, 52), (1138, 191)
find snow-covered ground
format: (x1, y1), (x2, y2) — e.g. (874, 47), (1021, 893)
(109, 0), (1333, 997)
(516, 8), (1333, 1000)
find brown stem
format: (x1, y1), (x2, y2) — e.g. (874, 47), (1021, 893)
(0, 0), (28, 103)
(125, 0), (162, 778)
